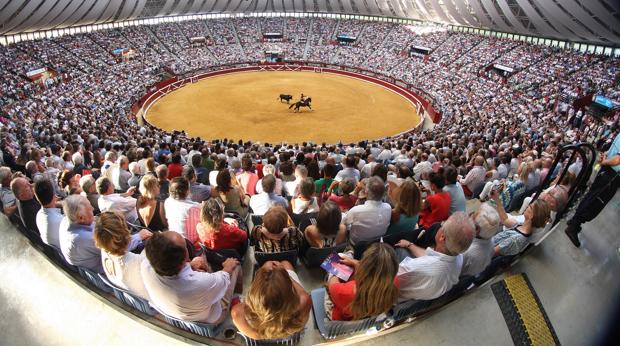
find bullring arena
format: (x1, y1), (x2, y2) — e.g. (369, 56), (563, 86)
(146, 70), (420, 143)
(1, 3), (620, 346)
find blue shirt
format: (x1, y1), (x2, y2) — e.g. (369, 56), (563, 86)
(444, 183), (467, 214)
(59, 219), (104, 273)
(607, 133), (620, 173)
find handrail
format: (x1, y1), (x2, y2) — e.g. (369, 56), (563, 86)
(530, 142), (597, 227)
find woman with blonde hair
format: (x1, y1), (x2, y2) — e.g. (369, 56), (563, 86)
(137, 175), (168, 232)
(386, 180), (422, 235)
(326, 243), (400, 320)
(94, 211), (152, 299)
(232, 260), (310, 339)
(144, 157), (157, 177)
(195, 198), (247, 253)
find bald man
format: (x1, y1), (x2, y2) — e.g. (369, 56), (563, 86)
(10, 177), (41, 235)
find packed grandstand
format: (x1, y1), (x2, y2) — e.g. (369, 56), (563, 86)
(1, 15), (619, 345)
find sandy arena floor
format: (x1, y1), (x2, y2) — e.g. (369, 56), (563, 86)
(146, 71), (420, 144)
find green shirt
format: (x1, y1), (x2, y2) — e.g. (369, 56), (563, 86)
(202, 157), (214, 171)
(386, 214), (419, 235)
(315, 178), (334, 193)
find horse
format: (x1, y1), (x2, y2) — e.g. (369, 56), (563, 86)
(278, 94), (293, 103)
(289, 97), (312, 112)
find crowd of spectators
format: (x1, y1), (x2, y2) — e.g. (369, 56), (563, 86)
(0, 16), (618, 342)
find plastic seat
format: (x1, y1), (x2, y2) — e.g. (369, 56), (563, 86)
(388, 276), (475, 324)
(97, 274), (157, 316)
(238, 330), (304, 346)
(224, 210), (250, 232)
(77, 267), (113, 293)
(198, 244), (244, 272)
(44, 245), (78, 273)
(303, 244), (347, 267)
(472, 183), (485, 199)
(311, 288), (383, 339)
(389, 299), (433, 323)
(97, 273), (153, 313)
(352, 238), (376, 259)
(297, 215), (318, 233)
(254, 250), (298, 267)
(506, 188), (536, 213)
(150, 304), (223, 338)
(249, 214), (263, 230)
(291, 212), (318, 229)
(351, 229), (420, 259)
(430, 275), (474, 306)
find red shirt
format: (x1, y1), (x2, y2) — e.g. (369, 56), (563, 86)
(328, 277), (400, 321)
(194, 223), (248, 252)
(167, 163), (183, 179)
(255, 163), (264, 179)
(328, 194), (357, 211)
(237, 171), (259, 196)
(419, 191), (451, 229)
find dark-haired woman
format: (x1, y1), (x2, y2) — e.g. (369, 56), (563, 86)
(304, 201), (347, 248)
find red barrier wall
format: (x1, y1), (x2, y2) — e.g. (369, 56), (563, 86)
(136, 64), (441, 126)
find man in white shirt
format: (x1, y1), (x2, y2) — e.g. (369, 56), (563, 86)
(394, 212), (474, 302)
(412, 153), (432, 181)
(461, 203), (500, 277)
(283, 165), (307, 198)
(96, 177), (138, 225)
(142, 231), (240, 324)
(34, 179), (63, 250)
(164, 177), (199, 238)
(360, 155), (378, 178)
(334, 155), (361, 183)
(377, 145), (393, 162)
(343, 176), (391, 244)
(101, 151), (118, 180)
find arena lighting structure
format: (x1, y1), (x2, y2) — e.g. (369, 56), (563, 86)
(1, 0), (620, 46)
(136, 61), (438, 138)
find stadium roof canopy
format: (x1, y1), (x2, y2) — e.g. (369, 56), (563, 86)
(1, 0), (619, 45)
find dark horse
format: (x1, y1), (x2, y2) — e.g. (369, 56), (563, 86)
(289, 97), (312, 112)
(278, 94), (293, 103)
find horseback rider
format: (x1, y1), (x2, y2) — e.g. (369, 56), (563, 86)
(300, 93), (306, 101)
